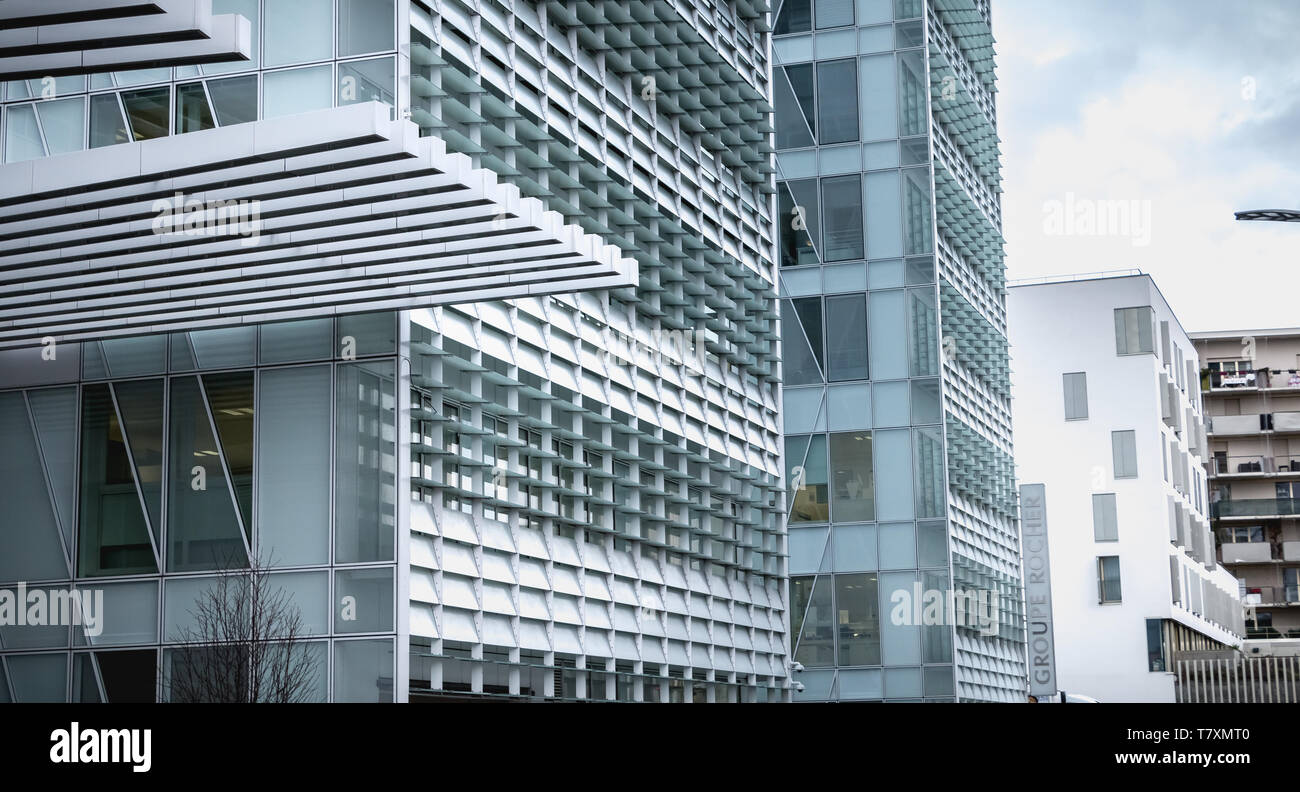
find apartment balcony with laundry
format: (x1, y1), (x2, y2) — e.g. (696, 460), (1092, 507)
(1202, 365), (1300, 393)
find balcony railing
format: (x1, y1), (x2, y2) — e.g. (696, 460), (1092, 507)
(1209, 412), (1300, 436)
(1212, 497), (1300, 518)
(1219, 542), (1275, 563)
(1242, 585), (1300, 606)
(1211, 455), (1300, 475)
(1206, 368), (1300, 392)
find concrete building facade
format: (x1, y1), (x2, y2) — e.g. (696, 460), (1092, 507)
(1010, 273), (1243, 703)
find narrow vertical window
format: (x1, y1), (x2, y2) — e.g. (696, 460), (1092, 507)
(1063, 372), (1088, 420)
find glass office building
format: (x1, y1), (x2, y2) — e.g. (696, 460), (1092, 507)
(0, 0), (787, 702)
(774, 0), (1025, 701)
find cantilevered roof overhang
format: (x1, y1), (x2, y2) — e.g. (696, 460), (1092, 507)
(0, 0), (252, 80)
(0, 101), (637, 349)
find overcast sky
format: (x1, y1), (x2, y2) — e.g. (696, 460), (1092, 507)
(993, 0), (1300, 332)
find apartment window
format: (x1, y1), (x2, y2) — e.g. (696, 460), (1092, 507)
(1114, 306), (1155, 355)
(1226, 525), (1263, 543)
(1062, 372), (1088, 420)
(1092, 493), (1119, 542)
(1146, 619), (1167, 672)
(1098, 556), (1122, 603)
(1112, 430), (1138, 479)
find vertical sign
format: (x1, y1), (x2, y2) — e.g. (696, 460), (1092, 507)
(1020, 483), (1057, 698)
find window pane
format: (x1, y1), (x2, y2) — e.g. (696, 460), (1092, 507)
(258, 365), (331, 565)
(898, 49), (927, 136)
(95, 649), (157, 703)
(1099, 556), (1122, 602)
(1063, 372), (1088, 420)
(337, 312), (396, 356)
(787, 64), (816, 140)
(778, 179), (820, 267)
(815, 0), (854, 28)
(825, 294), (869, 381)
(263, 65), (333, 118)
(333, 638), (395, 702)
(3, 104), (44, 162)
(261, 318), (333, 363)
(830, 431), (874, 521)
(167, 376), (247, 572)
(203, 372), (255, 530)
(774, 0), (812, 34)
(335, 361), (397, 563)
(338, 56), (395, 109)
(1112, 429), (1137, 479)
(78, 385), (156, 577)
(35, 97), (85, 154)
(816, 59), (858, 143)
(28, 387), (78, 553)
(787, 434), (829, 524)
(6, 654), (66, 702)
(175, 82), (215, 133)
(775, 66), (815, 149)
(913, 426), (945, 519)
(86, 580), (159, 646)
(121, 87), (170, 140)
(338, 0), (395, 56)
(836, 573), (880, 665)
(782, 297), (824, 385)
(821, 175), (864, 261)
(907, 287), (939, 377)
(207, 75), (258, 126)
(264, 0), (333, 66)
(902, 166), (933, 255)
(1092, 493), (1118, 541)
(334, 567), (395, 633)
(0, 393), (70, 583)
(113, 379), (165, 537)
(790, 576), (834, 666)
(89, 93), (129, 148)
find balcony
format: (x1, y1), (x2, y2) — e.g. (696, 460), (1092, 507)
(1208, 411), (1300, 436)
(1212, 497), (1300, 519)
(1219, 542), (1274, 563)
(1242, 585), (1300, 606)
(1205, 370), (1258, 391)
(1210, 455), (1300, 477)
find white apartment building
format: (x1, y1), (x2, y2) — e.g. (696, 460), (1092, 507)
(1009, 273), (1244, 703)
